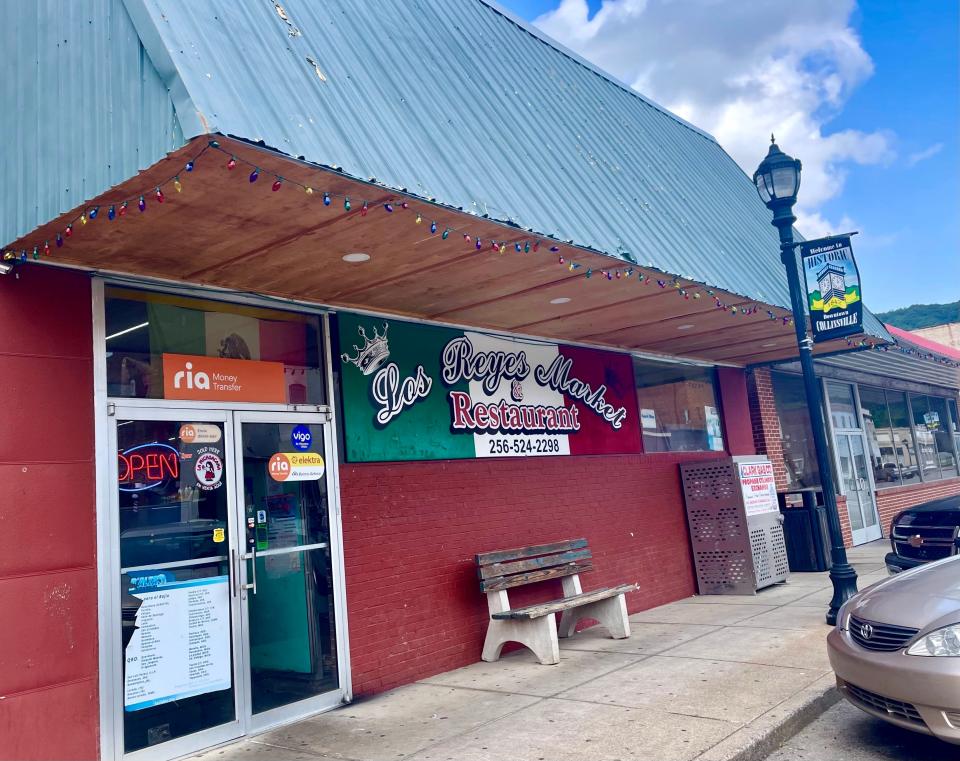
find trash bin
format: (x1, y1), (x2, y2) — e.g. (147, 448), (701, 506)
(779, 488), (832, 572)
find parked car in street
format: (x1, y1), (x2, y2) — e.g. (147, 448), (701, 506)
(828, 555), (960, 745)
(885, 495), (960, 574)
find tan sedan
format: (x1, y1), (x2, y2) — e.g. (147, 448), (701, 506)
(828, 554), (960, 744)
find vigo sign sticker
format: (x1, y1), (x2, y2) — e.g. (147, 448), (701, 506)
(162, 354), (286, 403)
(268, 452), (325, 482)
(337, 314), (640, 462)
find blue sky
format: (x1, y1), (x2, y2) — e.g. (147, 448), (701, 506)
(499, 0), (959, 312)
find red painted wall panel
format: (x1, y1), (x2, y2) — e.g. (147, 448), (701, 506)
(716, 367), (756, 456)
(0, 266), (98, 761)
(339, 451), (719, 697)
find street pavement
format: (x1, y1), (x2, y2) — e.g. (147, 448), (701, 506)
(764, 701), (958, 760)
(193, 541), (889, 761)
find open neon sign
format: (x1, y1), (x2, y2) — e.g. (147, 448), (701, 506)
(118, 442), (180, 492)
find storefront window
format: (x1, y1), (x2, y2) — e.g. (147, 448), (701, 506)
(105, 288), (325, 404)
(950, 399), (960, 462)
(909, 394), (960, 481)
(633, 358), (724, 452)
(859, 387), (919, 488)
(770, 372), (820, 488)
(827, 382), (859, 429)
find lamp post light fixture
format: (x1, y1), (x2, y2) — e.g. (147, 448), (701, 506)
(754, 136), (858, 625)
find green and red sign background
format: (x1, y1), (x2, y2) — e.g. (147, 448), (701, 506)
(336, 313), (641, 462)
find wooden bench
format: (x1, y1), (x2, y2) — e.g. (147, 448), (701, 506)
(476, 538), (637, 665)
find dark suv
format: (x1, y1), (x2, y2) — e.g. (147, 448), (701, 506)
(885, 494), (960, 573)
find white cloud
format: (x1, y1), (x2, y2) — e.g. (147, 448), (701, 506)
(906, 142), (943, 167)
(534, 0), (895, 238)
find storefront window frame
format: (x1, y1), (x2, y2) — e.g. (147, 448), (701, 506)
(632, 356), (726, 454)
(906, 391), (960, 483)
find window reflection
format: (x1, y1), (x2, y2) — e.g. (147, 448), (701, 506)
(770, 372), (820, 488)
(633, 358), (724, 452)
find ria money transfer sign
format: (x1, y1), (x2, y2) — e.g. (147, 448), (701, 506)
(800, 235), (863, 343)
(336, 313), (641, 461)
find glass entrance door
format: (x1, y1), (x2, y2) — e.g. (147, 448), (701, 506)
(233, 412), (343, 730)
(111, 408), (345, 760)
(837, 433), (882, 544)
(112, 409), (242, 761)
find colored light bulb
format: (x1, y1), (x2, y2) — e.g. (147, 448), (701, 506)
(324, 192), (332, 206)
(272, 178), (283, 192)
(361, 202), (368, 216)
(227, 157), (237, 170)
(442, 228), (450, 239)
(65, 225), (73, 237)
(549, 246), (559, 253)
(119, 202), (128, 217)
(499, 244), (506, 254)
(524, 242), (530, 253)
(20, 251), (26, 262)
(138, 196), (146, 212)
(558, 256), (564, 264)
(249, 168), (259, 183)
(108, 205), (116, 220)
(415, 213), (422, 225)
(384, 203), (394, 213)
(174, 177), (182, 193)
(32, 246), (39, 260)
(185, 161), (194, 172)
(55, 234), (63, 248)
(515, 243), (521, 252)
(475, 239), (482, 250)
(401, 201), (409, 209)
(156, 187), (164, 203)
(344, 198), (351, 211)
(88, 207), (98, 220)
(80, 214), (87, 225)
(43, 241), (50, 256)
(305, 187), (314, 195)
(533, 240), (540, 252)
(430, 221), (436, 234)
(463, 233), (470, 242)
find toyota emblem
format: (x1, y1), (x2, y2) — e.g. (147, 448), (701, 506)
(908, 535), (924, 548)
(860, 623), (873, 640)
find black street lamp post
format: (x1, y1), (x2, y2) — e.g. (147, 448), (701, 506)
(754, 137), (858, 625)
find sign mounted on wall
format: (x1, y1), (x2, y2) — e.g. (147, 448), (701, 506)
(336, 313), (641, 462)
(799, 235), (862, 343)
(162, 354), (286, 403)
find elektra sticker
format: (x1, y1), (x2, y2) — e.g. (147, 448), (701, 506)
(194, 448), (224, 491)
(337, 313), (641, 462)
(268, 452), (325, 482)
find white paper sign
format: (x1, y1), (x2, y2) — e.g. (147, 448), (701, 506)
(124, 575), (231, 711)
(737, 461), (779, 516)
(640, 408), (658, 430)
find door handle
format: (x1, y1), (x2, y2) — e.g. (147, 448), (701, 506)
(241, 544), (257, 594)
(231, 548), (239, 597)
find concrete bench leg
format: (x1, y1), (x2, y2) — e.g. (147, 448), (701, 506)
(558, 593), (630, 640)
(482, 589), (560, 665)
(481, 615), (560, 665)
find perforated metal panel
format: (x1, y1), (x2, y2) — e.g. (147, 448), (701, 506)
(680, 457), (789, 594)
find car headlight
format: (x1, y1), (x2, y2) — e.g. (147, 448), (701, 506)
(906, 624), (960, 656)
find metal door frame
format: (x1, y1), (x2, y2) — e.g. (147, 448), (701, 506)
(230, 410), (349, 734)
(105, 406), (245, 761)
(93, 280), (352, 761)
(823, 379), (882, 544)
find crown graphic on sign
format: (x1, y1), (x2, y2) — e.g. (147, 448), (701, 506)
(341, 323), (391, 375)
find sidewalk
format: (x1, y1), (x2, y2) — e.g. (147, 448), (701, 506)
(195, 541), (889, 761)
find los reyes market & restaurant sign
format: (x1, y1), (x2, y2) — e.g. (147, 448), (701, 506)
(800, 235), (863, 343)
(337, 313), (641, 462)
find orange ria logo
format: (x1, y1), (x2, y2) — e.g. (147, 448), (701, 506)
(162, 354), (286, 402)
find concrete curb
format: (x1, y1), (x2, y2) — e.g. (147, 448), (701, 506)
(696, 674), (842, 761)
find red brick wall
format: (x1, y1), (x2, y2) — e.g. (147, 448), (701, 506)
(746, 368), (789, 490)
(339, 452), (719, 696)
(0, 266), (98, 761)
(875, 478), (960, 536)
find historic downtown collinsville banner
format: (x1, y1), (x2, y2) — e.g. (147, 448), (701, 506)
(336, 313), (641, 462)
(799, 235), (863, 342)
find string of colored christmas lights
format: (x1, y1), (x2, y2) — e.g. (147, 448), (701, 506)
(870, 341), (960, 368)
(3, 138), (807, 330)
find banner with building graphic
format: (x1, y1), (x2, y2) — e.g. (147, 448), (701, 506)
(799, 235), (863, 343)
(336, 313), (641, 462)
